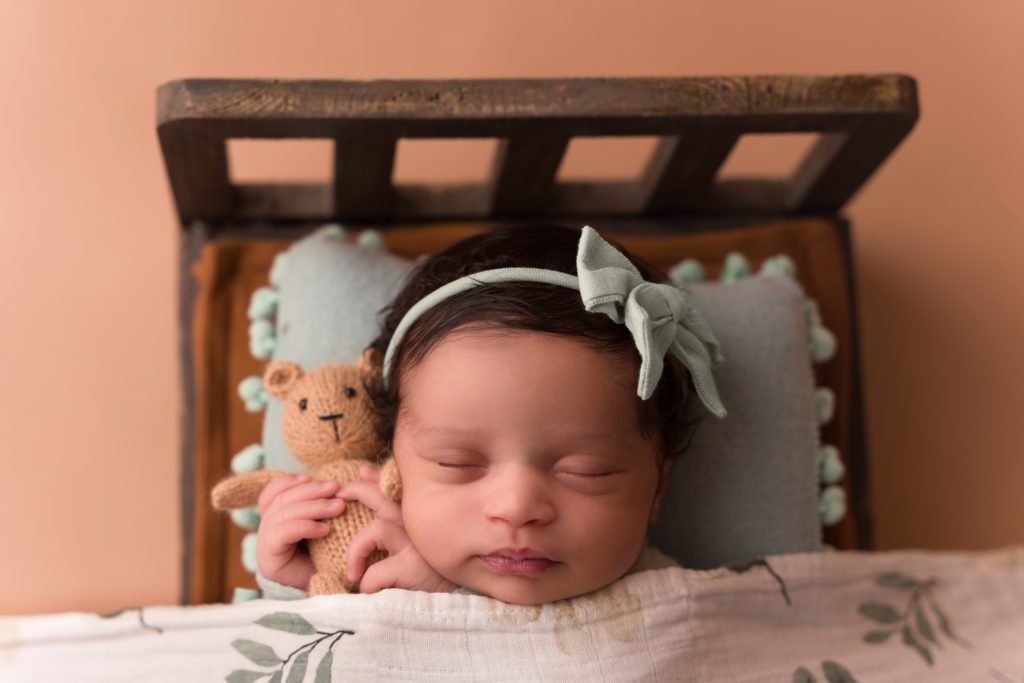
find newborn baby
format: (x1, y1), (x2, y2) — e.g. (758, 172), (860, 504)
(255, 224), (725, 605)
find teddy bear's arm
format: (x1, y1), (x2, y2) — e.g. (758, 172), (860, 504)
(211, 470), (291, 510)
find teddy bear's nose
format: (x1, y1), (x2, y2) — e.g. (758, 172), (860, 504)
(319, 413), (344, 442)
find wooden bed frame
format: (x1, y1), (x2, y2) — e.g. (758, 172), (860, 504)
(157, 75), (919, 604)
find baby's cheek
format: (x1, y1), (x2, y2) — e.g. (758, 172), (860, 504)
(572, 497), (649, 559)
(400, 492), (453, 556)
(402, 513), (464, 581)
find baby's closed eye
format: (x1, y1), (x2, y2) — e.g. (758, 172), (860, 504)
(421, 450), (487, 470)
(555, 468), (615, 478)
(437, 461), (484, 469)
(553, 459), (622, 478)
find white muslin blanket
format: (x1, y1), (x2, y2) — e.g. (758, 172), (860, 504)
(2, 547), (1023, 682)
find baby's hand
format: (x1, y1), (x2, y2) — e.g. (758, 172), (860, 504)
(339, 476), (457, 594)
(255, 474), (347, 591)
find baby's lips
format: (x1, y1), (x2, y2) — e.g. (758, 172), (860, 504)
(484, 547), (557, 561)
(478, 554), (559, 575)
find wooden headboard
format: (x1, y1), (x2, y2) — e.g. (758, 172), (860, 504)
(157, 75), (918, 604)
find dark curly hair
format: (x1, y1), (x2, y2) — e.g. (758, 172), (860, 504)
(366, 224), (706, 462)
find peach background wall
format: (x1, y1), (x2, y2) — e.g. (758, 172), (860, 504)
(1, 1), (1021, 615)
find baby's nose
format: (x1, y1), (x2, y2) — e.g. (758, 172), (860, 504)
(483, 467), (556, 528)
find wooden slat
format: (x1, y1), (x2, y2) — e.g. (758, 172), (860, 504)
(553, 181), (644, 215)
(226, 179), (797, 223)
(393, 183), (493, 219)
(703, 179), (791, 213)
(786, 118), (917, 211)
(641, 132), (740, 213)
(488, 135), (569, 214)
(402, 179), (793, 218)
(187, 238), (230, 604)
(158, 122), (232, 221)
(235, 184), (332, 221)
(157, 75), (915, 126)
(334, 133), (397, 217)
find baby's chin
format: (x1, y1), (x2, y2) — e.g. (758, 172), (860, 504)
(447, 555), (638, 604)
(461, 575), (608, 606)
(472, 587), (565, 606)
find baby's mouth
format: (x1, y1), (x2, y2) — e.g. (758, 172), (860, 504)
(478, 550), (559, 575)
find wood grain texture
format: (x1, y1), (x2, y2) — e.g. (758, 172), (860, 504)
(158, 75), (916, 123)
(156, 75), (918, 225)
(488, 134), (568, 214)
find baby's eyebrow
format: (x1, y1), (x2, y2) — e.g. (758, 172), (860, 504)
(411, 422), (623, 443)
(547, 427), (624, 442)
(411, 423), (482, 438)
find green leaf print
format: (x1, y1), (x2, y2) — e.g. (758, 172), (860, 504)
(315, 650), (334, 683)
(862, 630), (895, 644)
(859, 571), (968, 668)
(231, 639), (283, 667)
(927, 596), (969, 647)
(255, 612), (319, 636)
(822, 660), (858, 682)
(792, 666), (817, 682)
(226, 671), (270, 683)
(858, 602), (901, 624)
(285, 649), (310, 683)
(901, 626), (933, 666)
(229, 611), (352, 683)
(914, 603), (938, 646)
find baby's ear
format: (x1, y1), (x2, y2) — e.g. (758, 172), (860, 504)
(356, 347), (383, 378)
(263, 361), (304, 399)
(648, 457), (674, 527)
(379, 456), (403, 502)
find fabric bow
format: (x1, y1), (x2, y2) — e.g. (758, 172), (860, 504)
(576, 226), (727, 417)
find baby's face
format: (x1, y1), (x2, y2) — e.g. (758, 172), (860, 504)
(392, 329), (668, 605)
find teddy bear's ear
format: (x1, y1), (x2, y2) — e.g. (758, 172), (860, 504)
(263, 361), (304, 399)
(356, 347), (383, 377)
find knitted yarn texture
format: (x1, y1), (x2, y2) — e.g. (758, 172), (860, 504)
(212, 350), (394, 595)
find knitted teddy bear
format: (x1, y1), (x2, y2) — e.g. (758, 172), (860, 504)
(211, 349), (401, 595)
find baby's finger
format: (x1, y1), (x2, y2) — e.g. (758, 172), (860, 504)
(278, 497), (346, 522)
(358, 557), (402, 595)
(359, 464), (381, 482)
(336, 480), (401, 523)
(263, 518), (332, 548)
(257, 474), (310, 513)
(276, 479), (341, 508)
(346, 519), (408, 582)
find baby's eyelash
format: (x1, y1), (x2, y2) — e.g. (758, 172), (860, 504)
(434, 462), (615, 477)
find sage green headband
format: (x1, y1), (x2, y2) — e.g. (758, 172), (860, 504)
(382, 226), (727, 418)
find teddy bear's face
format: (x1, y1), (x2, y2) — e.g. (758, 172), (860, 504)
(264, 357), (385, 469)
